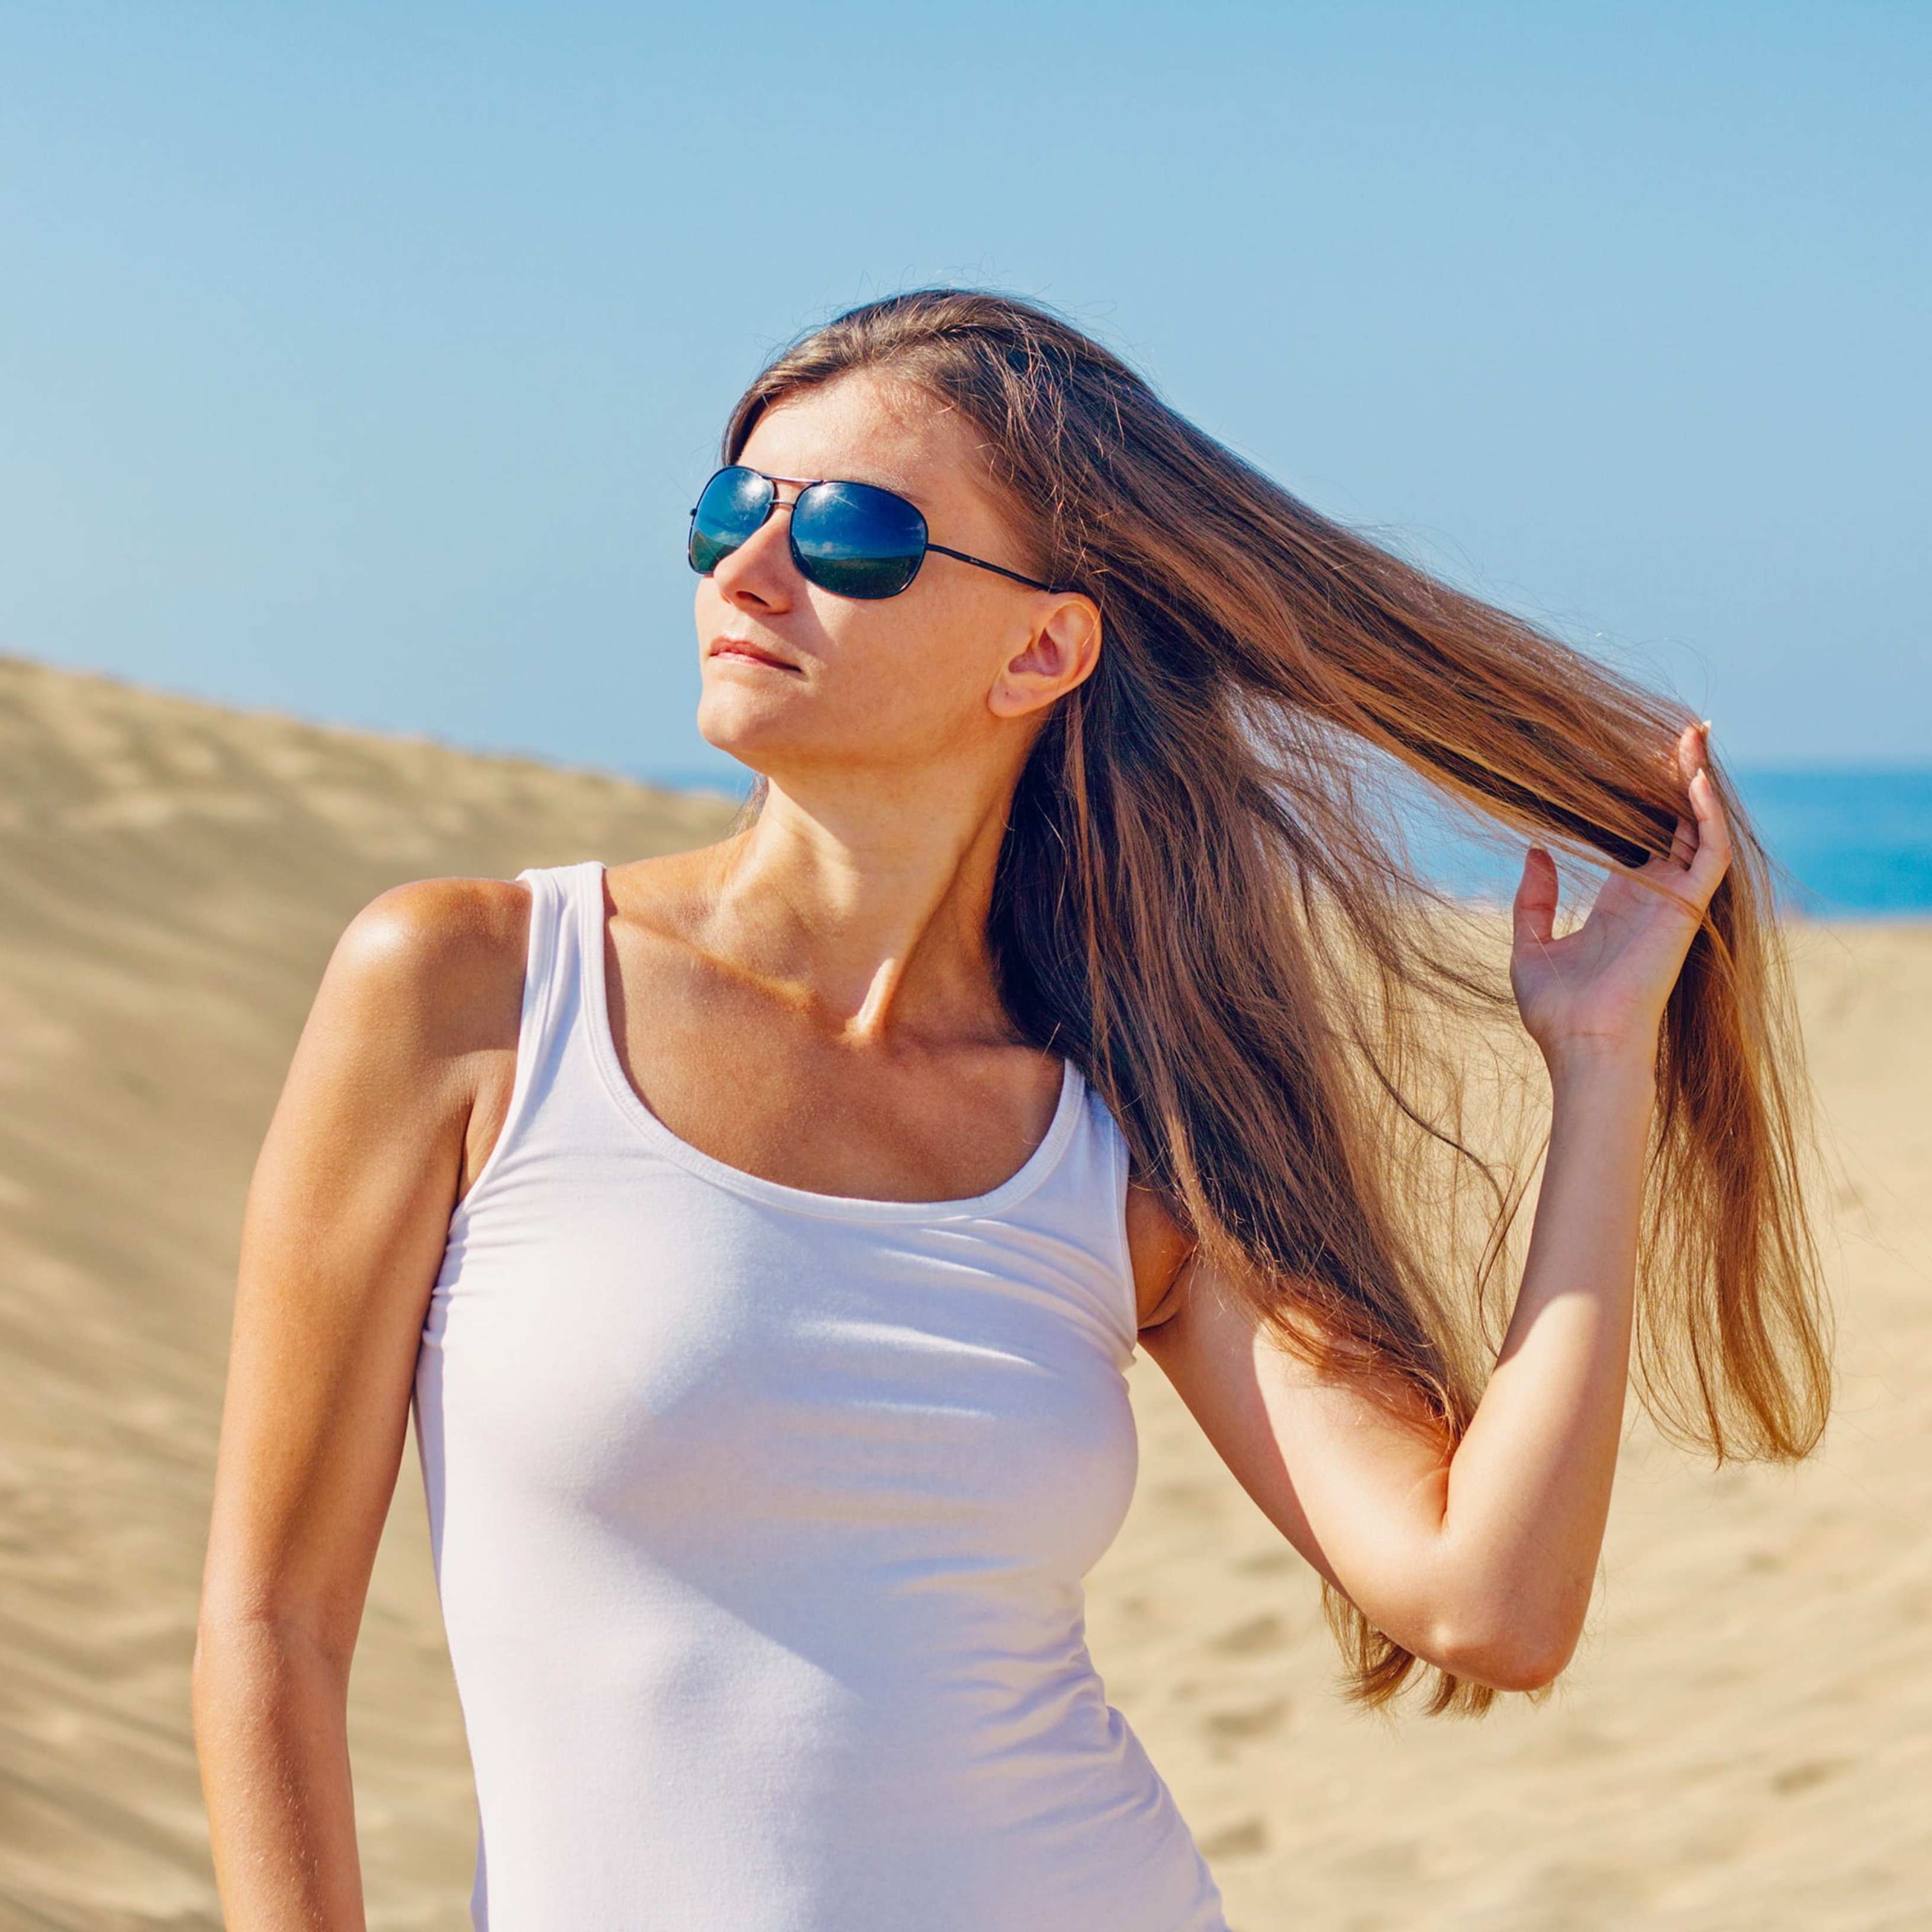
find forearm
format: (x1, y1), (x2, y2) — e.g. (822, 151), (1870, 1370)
(1429, 1046), (1656, 1673)
(193, 1618), (366, 1930)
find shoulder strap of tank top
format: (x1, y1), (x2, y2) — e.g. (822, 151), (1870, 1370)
(525, 859), (610, 1062)
(547, 858), (607, 1022)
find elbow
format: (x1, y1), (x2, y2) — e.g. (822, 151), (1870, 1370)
(1466, 1637), (1573, 1696)
(192, 1592), (354, 1718)
(191, 1603), (262, 1722)
(1424, 1612), (1580, 1695)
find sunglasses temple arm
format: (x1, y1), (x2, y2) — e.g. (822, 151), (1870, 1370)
(924, 544), (1061, 595)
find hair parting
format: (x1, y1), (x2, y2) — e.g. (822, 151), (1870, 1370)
(722, 289), (1831, 1714)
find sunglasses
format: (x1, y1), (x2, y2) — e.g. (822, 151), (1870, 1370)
(687, 465), (1058, 601)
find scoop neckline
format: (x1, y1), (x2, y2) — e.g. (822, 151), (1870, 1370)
(577, 862), (1087, 1225)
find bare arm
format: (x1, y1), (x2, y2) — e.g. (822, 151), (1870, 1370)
(1138, 727), (1728, 1692)
(192, 878), (526, 1929)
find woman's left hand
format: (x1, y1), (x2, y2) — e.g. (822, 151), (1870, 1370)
(1509, 722), (1731, 1075)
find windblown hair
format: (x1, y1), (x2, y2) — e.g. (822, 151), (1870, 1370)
(723, 290), (1831, 1713)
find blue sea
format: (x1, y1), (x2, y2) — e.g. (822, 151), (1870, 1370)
(648, 765), (1932, 919)
(1400, 768), (1932, 917)
(1734, 769), (1932, 918)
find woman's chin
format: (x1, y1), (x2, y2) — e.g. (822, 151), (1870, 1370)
(695, 692), (807, 772)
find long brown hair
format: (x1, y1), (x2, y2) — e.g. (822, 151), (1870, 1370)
(723, 290), (1830, 1712)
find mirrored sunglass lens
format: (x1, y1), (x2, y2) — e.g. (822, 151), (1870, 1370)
(688, 467), (772, 575)
(790, 481), (926, 599)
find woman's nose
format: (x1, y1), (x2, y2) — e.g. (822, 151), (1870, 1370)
(710, 502), (798, 611)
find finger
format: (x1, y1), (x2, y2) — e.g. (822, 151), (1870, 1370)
(1657, 719), (1715, 873)
(1512, 845), (1559, 951)
(1682, 765), (1733, 903)
(1672, 719), (1710, 791)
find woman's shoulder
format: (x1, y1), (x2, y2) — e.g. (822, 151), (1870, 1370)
(320, 875), (533, 1066)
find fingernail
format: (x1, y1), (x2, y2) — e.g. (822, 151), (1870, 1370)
(1699, 719), (1714, 734)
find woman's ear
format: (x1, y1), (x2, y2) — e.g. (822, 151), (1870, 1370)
(987, 595), (1102, 719)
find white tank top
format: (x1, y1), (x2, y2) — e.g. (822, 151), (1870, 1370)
(414, 862), (1228, 1931)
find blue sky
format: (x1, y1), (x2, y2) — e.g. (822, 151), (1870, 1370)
(2, 2), (1925, 783)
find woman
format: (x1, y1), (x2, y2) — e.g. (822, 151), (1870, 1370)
(194, 291), (1829, 1929)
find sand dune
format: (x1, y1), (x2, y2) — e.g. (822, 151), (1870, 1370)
(0, 655), (1925, 1930)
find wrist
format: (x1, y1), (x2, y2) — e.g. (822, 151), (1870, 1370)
(1539, 1035), (1660, 1102)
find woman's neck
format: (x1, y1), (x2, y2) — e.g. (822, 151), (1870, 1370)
(699, 762), (1019, 1048)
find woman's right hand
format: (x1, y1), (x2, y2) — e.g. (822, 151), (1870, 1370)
(192, 878), (526, 1928)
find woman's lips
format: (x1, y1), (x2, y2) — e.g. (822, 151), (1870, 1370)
(708, 639), (799, 672)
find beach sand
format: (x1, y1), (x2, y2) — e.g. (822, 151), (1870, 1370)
(0, 656), (1924, 1930)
